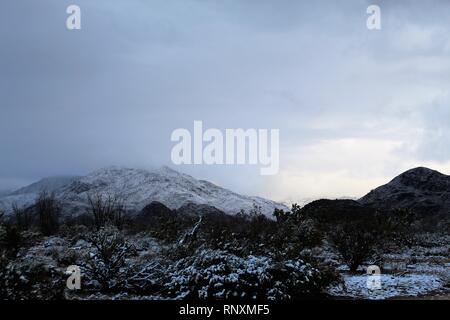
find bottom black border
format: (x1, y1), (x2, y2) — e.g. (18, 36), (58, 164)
(1, 299), (447, 319)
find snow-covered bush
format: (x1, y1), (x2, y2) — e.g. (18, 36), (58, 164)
(82, 227), (135, 292)
(0, 253), (64, 300)
(329, 222), (378, 272)
(124, 260), (166, 295)
(185, 206), (323, 260)
(58, 224), (90, 243)
(269, 207), (322, 260)
(0, 224), (23, 258)
(165, 249), (336, 300)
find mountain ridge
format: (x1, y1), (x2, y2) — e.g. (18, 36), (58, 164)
(10, 176), (80, 196)
(2, 166), (449, 218)
(359, 166), (450, 214)
(0, 166), (288, 217)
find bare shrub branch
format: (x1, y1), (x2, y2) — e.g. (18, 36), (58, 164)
(35, 191), (60, 236)
(87, 192), (125, 231)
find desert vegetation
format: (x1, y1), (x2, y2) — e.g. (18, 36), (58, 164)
(0, 193), (449, 300)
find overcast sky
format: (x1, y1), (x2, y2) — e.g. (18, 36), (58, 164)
(1, 0), (450, 202)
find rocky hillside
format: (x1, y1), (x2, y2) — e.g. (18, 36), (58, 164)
(359, 167), (450, 215)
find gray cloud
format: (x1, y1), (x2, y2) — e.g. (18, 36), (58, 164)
(1, 1), (450, 200)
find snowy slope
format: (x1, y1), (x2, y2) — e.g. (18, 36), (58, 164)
(0, 166), (287, 217)
(0, 189), (13, 197)
(11, 176), (79, 195)
(0, 176), (79, 213)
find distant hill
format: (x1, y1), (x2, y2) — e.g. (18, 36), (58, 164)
(360, 167), (450, 215)
(301, 199), (377, 224)
(4, 166), (448, 219)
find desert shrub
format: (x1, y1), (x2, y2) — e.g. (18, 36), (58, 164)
(153, 214), (194, 243)
(87, 193), (125, 231)
(56, 249), (80, 267)
(139, 203), (322, 260)
(0, 224), (23, 258)
(380, 208), (416, 246)
(178, 216), (203, 245)
(192, 213), (245, 253)
(65, 213), (95, 229)
(125, 260), (167, 295)
(12, 203), (33, 231)
(0, 251), (16, 299)
(177, 206), (277, 257)
(175, 205), (322, 260)
(36, 191), (61, 236)
(0, 254), (64, 300)
(165, 249), (337, 300)
(82, 227), (135, 292)
(0, 225), (5, 242)
(135, 202), (197, 243)
(238, 208), (278, 253)
(269, 205), (323, 260)
(0, 210), (5, 240)
(329, 220), (380, 272)
(58, 224), (90, 243)
(82, 226), (166, 295)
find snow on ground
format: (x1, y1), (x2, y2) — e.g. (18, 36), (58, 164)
(328, 233), (450, 299)
(329, 274), (443, 299)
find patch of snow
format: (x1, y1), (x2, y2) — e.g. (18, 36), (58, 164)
(330, 274), (443, 299)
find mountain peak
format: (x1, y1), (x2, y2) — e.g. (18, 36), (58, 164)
(390, 167), (448, 191)
(89, 165), (184, 178)
(396, 166), (444, 178)
(360, 167), (450, 214)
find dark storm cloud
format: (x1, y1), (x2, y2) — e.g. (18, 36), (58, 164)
(1, 1), (450, 199)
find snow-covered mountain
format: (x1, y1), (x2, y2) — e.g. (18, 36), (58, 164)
(10, 176), (79, 195)
(0, 166), (288, 217)
(0, 189), (14, 197)
(0, 176), (79, 214)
